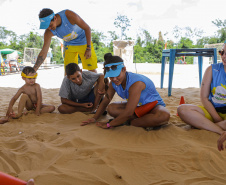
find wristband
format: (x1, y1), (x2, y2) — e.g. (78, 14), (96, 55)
(106, 123), (112, 128)
(86, 48), (91, 51)
(87, 45), (91, 48)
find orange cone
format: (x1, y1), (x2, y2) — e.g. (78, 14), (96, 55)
(0, 171), (27, 185)
(135, 100), (158, 118)
(179, 96), (185, 105)
(177, 96), (185, 116)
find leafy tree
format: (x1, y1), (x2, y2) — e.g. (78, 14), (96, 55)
(0, 26), (13, 45)
(212, 19), (226, 28)
(158, 31), (164, 43)
(107, 31), (119, 52)
(208, 37), (220, 44)
(26, 31), (43, 48)
(136, 36), (144, 47)
(196, 36), (211, 47)
(143, 29), (153, 46)
(91, 29), (110, 62)
(184, 27), (203, 38)
(114, 14), (131, 40)
(50, 37), (63, 63)
(107, 31), (119, 41)
(178, 37), (193, 49)
(173, 26), (182, 40)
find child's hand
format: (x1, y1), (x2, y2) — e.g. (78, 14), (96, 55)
(96, 122), (109, 129)
(83, 103), (93, 109)
(8, 112), (15, 118)
(35, 110), (40, 116)
(6, 108), (13, 117)
(81, 118), (96, 126)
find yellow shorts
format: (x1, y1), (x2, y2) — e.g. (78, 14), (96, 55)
(198, 106), (226, 121)
(63, 42), (97, 70)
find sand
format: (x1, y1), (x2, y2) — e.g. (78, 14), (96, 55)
(0, 64), (226, 185)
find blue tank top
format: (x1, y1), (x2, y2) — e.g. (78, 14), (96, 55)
(209, 63), (226, 108)
(50, 10), (87, 46)
(112, 72), (165, 106)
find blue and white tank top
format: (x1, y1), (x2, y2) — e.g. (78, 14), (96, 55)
(112, 72), (165, 106)
(50, 10), (87, 46)
(209, 63), (226, 108)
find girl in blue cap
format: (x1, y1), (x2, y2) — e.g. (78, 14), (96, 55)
(82, 53), (170, 129)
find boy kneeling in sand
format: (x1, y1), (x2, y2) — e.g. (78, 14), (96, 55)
(6, 66), (55, 119)
(58, 63), (105, 113)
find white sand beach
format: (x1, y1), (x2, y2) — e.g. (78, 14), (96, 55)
(0, 63), (226, 185)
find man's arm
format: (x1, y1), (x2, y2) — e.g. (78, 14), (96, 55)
(65, 10), (92, 59)
(33, 30), (53, 71)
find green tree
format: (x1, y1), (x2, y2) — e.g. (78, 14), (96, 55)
(114, 14), (131, 40)
(196, 36), (210, 47)
(178, 37), (193, 49)
(26, 31), (43, 48)
(91, 29), (110, 63)
(143, 29), (153, 46)
(158, 31), (164, 43)
(107, 31), (119, 52)
(0, 26), (13, 45)
(50, 37), (63, 63)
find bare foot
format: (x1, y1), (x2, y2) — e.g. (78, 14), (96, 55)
(11, 113), (22, 119)
(182, 125), (192, 131)
(0, 117), (9, 124)
(27, 179), (34, 185)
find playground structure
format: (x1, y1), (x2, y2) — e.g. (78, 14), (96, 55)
(23, 47), (52, 68)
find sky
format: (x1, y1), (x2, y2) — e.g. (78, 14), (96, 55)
(0, 0), (225, 43)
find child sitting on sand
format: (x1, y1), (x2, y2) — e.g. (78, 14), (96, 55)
(6, 66), (55, 119)
(58, 63), (105, 114)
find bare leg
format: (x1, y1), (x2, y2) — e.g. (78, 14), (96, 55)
(0, 117), (9, 124)
(177, 104), (224, 135)
(107, 103), (170, 127)
(131, 105), (170, 127)
(13, 94), (33, 118)
(216, 120), (226, 130)
(27, 179), (34, 185)
(107, 102), (127, 118)
(40, 104), (55, 114)
(58, 104), (92, 114)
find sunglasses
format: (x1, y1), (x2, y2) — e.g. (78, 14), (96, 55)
(219, 50), (225, 56)
(104, 64), (123, 72)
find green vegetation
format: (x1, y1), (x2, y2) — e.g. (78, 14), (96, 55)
(0, 16), (226, 65)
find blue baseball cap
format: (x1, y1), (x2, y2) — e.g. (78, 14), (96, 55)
(39, 12), (55, 29)
(104, 62), (124, 78)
